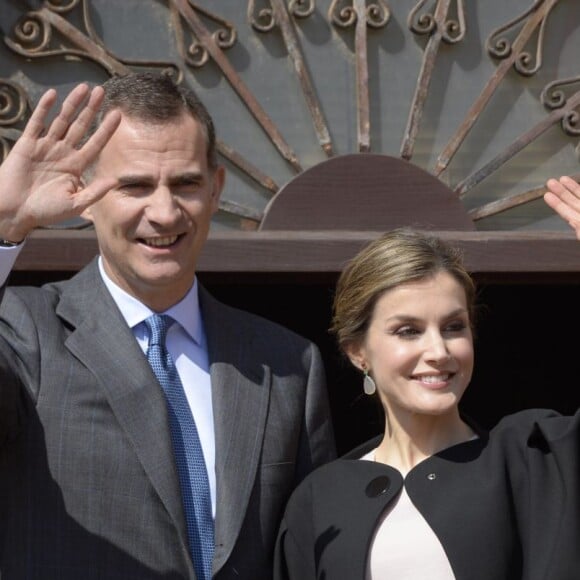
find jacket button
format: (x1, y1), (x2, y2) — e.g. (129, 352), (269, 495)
(365, 476), (391, 497)
(427, 473), (436, 481)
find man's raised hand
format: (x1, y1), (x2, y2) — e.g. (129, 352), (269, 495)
(0, 83), (121, 242)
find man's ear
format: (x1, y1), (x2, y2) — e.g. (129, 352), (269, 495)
(211, 165), (225, 212)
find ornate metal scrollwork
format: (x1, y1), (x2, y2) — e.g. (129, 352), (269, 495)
(248, 0), (277, 32)
(327, 0), (391, 151)
(487, 0), (543, 59)
(409, 0), (436, 35)
(0, 80), (29, 163)
(328, 0), (356, 28)
(486, 0), (559, 77)
(408, 0), (465, 44)
(541, 76), (580, 110)
(44, 0), (82, 14)
(366, 1), (390, 29)
(289, 0), (315, 19)
(249, 0), (314, 32)
(562, 110), (580, 137)
(9, 11), (52, 55)
(173, 1), (236, 68)
(172, 0), (302, 170)
(541, 77), (580, 136)
(247, 0), (332, 156)
(0, 0), (576, 233)
(0, 80), (30, 128)
(329, 0), (390, 30)
(401, 0), (467, 161)
(6, 2), (180, 80)
(435, 0), (561, 177)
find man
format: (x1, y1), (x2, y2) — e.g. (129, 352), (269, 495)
(0, 73), (335, 579)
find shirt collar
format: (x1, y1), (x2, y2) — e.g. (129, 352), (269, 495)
(97, 257), (203, 345)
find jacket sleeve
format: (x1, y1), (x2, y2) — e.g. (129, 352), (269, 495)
(490, 409), (580, 580)
(0, 285), (30, 448)
(294, 341), (336, 485)
(521, 409), (580, 579)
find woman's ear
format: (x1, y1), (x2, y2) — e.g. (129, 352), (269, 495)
(344, 342), (366, 372)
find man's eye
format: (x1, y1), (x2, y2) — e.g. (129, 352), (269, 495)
(121, 183), (146, 192)
(175, 181), (201, 190)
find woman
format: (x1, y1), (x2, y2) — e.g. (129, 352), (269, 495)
(274, 224), (580, 580)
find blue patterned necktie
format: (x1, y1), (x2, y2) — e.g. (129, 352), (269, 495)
(145, 314), (214, 580)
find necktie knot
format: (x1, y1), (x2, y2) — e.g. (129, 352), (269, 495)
(145, 313), (171, 348)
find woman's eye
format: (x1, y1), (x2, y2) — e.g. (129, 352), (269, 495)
(393, 326), (420, 338)
(444, 321), (467, 333)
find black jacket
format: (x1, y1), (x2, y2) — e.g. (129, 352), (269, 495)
(275, 409), (580, 580)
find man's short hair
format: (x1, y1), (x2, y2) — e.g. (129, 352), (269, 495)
(92, 72), (218, 169)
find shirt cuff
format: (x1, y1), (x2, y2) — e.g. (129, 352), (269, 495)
(0, 243), (24, 286)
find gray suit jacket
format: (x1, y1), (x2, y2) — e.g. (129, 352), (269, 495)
(0, 259), (335, 579)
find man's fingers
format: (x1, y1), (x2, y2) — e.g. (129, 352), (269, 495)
(65, 86), (106, 147)
(21, 88), (58, 139)
(45, 83), (91, 141)
(73, 176), (119, 213)
(77, 109), (122, 167)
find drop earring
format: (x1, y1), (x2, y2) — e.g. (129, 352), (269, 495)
(363, 368), (376, 396)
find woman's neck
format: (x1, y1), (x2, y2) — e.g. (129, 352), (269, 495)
(374, 409), (474, 476)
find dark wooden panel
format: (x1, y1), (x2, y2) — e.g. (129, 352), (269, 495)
(260, 154), (476, 231)
(15, 229), (580, 274)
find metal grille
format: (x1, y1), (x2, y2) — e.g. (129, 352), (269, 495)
(0, 0), (578, 235)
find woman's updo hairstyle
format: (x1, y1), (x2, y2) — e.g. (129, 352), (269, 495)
(331, 228), (476, 353)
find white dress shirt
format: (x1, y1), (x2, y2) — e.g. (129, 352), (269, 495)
(0, 244), (21, 282)
(98, 258), (216, 517)
(0, 245), (216, 517)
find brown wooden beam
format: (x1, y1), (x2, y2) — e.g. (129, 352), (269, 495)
(14, 229), (580, 275)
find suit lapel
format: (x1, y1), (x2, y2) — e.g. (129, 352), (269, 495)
(57, 267), (267, 575)
(200, 287), (271, 572)
(56, 262), (194, 573)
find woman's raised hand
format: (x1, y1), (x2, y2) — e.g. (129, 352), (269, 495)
(544, 176), (580, 240)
